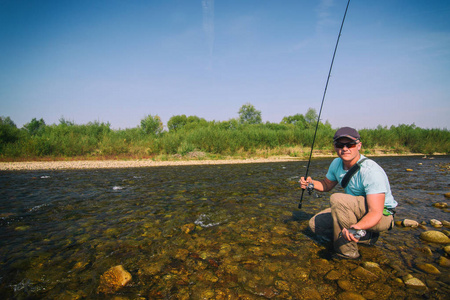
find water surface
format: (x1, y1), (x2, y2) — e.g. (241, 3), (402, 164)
(0, 156), (449, 299)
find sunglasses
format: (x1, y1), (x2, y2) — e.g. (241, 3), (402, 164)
(334, 141), (358, 149)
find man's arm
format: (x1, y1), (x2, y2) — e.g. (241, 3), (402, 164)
(300, 177), (338, 192)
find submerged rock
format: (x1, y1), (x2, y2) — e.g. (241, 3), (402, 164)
(181, 223), (195, 234)
(439, 256), (450, 268)
(444, 192), (450, 199)
(402, 274), (427, 290)
(430, 219), (443, 228)
(98, 265), (132, 294)
(402, 219), (419, 228)
(419, 231), (450, 244)
(432, 202), (448, 209)
(416, 263), (441, 275)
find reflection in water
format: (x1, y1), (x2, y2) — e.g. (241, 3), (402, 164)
(0, 156), (449, 299)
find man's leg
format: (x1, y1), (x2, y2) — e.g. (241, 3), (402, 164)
(308, 208), (333, 241)
(330, 193), (366, 259)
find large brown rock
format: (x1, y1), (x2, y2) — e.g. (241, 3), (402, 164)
(419, 231), (450, 244)
(97, 265), (132, 294)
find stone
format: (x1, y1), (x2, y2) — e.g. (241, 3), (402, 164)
(352, 266), (378, 283)
(97, 265), (132, 294)
(181, 223), (195, 234)
(444, 245), (450, 255)
(336, 291), (366, 300)
(402, 219), (419, 228)
(439, 256), (450, 267)
(444, 192), (450, 199)
(406, 169), (413, 172)
(430, 219), (443, 228)
(419, 230), (450, 244)
(443, 220), (450, 228)
(432, 202), (448, 209)
(416, 263), (441, 275)
(325, 270), (342, 281)
(402, 274), (427, 290)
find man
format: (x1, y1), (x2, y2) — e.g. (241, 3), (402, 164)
(300, 127), (397, 259)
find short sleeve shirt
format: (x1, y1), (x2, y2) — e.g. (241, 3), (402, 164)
(326, 155), (397, 209)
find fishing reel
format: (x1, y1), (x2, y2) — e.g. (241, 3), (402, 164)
(306, 182), (315, 195)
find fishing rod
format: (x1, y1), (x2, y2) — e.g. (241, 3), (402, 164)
(298, 0), (351, 209)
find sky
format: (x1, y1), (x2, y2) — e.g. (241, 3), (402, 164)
(1, 0), (449, 130)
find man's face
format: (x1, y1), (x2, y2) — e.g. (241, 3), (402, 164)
(334, 137), (361, 162)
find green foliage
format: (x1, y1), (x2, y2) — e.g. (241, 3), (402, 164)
(305, 108), (318, 126)
(0, 111), (448, 159)
(24, 118), (46, 135)
(0, 116), (20, 146)
(238, 103), (262, 125)
(140, 115), (163, 135)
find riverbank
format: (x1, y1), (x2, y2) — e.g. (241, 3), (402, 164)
(0, 152), (434, 171)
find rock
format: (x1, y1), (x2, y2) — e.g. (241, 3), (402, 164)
(98, 265), (132, 294)
(336, 291), (366, 300)
(337, 279), (356, 292)
(433, 202), (448, 209)
(181, 223), (195, 234)
(444, 245), (450, 255)
(416, 263), (441, 275)
(419, 230), (450, 244)
(402, 219), (419, 228)
(351, 266), (378, 283)
(442, 220), (450, 228)
(439, 256), (450, 267)
(444, 192), (450, 199)
(325, 270), (342, 281)
(430, 219), (443, 228)
(402, 274), (427, 290)
(406, 169), (413, 172)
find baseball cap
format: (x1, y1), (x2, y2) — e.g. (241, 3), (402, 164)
(333, 127), (360, 141)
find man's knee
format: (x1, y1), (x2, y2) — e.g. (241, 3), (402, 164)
(330, 193), (346, 207)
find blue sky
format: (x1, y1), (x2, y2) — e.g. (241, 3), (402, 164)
(1, 0), (449, 130)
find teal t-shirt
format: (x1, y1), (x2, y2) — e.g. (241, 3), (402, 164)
(326, 155), (397, 209)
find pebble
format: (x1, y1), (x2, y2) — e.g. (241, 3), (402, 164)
(406, 169), (413, 172)
(419, 231), (450, 244)
(432, 202), (448, 209)
(430, 219), (443, 228)
(402, 219), (419, 228)
(97, 265), (132, 294)
(439, 256), (450, 268)
(444, 245), (450, 255)
(416, 263), (441, 275)
(402, 274), (427, 290)
(445, 192), (450, 199)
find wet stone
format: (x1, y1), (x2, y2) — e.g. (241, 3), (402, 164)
(336, 291), (366, 300)
(403, 274), (427, 290)
(420, 230), (450, 244)
(416, 263), (441, 275)
(352, 266), (379, 283)
(97, 265), (132, 294)
(439, 256), (450, 268)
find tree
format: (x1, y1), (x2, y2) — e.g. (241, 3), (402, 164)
(238, 103), (262, 125)
(167, 115), (188, 132)
(281, 114), (307, 128)
(305, 108), (318, 126)
(24, 118), (46, 135)
(141, 115), (163, 135)
(0, 116), (20, 144)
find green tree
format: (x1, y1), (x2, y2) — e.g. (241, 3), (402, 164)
(0, 116), (20, 145)
(167, 115), (188, 132)
(141, 115), (163, 135)
(24, 118), (46, 135)
(305, 108), (318, 126)
(281, 113), (307, 128)
(238, 103), (262, 125)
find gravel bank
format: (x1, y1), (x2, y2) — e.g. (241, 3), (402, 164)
(0, 157), (302, 171)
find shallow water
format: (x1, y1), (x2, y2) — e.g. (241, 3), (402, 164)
(0, 156), (449, 299)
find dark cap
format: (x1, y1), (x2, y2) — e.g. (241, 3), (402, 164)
(333, 127), (360, 141)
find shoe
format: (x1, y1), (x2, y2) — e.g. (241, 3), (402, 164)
(331, 252), (361, 261)
(357, 231), (379, 245)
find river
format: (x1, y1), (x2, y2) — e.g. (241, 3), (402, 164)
(0, 155), (448, 299)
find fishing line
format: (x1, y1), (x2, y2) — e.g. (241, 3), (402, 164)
(298, 0), (351, 209)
